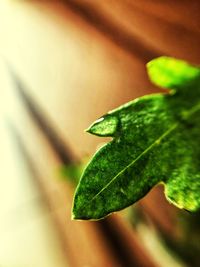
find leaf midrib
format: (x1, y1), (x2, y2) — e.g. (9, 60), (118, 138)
(90, 100), (200, 202)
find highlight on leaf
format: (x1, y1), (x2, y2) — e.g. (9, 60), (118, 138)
(72, 56), (200, 220)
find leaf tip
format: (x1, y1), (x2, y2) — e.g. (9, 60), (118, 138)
(71, 211), (84, 221)
(71, 213), (76, 220)
(85, 126), (93, 134)
(164, 183), (200, 213)
(71, 206), (81, 220)
(85, 115), (119, 137)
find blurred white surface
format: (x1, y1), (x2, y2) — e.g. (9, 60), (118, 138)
(0, 61), (68, 267)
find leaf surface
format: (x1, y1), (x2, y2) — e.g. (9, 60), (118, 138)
(72, 57), (200, 220)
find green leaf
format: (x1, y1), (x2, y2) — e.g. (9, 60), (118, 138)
(72, 56), (200, 220)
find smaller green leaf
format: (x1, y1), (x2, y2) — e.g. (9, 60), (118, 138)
(147, 56), (200, 91)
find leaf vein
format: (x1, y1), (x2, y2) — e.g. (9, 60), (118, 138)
(90, 101), (200, 202)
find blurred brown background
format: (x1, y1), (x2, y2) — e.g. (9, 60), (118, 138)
(0, 1), (200, 266)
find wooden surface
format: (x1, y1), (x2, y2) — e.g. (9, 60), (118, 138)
(61, 0), (200, 63)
